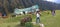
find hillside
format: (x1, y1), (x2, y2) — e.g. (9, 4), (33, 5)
(0, 0), (60, 13)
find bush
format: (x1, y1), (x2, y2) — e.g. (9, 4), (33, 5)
(25, 22), (33, 27)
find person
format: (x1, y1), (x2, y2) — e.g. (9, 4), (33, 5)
(0, 12), (2, 17)
(36, 11), (40, 24)
(23, 11), (25, 15)
(52, 10), (55, 16)
(51, 10), (55, 16)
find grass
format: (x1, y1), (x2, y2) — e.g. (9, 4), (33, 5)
(0, 10), (60, 27)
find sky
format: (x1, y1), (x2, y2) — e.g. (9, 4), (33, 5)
(44, 0), (60, 4)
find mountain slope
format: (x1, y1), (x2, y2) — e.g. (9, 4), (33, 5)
(0, 0), (60, 13)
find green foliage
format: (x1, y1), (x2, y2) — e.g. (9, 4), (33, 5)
(25, 22), (33, 27)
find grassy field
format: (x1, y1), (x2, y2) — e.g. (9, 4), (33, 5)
(0, 10), (60, 27)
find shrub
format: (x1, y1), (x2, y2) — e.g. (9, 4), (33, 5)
(25, 22), (33, 27)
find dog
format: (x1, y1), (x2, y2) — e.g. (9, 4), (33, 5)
(20, 16), (32, 26)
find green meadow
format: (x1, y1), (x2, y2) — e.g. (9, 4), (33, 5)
(0, 10), (60, 27)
